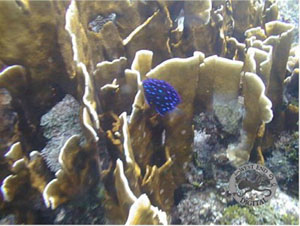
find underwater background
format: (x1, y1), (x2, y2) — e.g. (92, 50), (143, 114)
(0, 0), (299, 224)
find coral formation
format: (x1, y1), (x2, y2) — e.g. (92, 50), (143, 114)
(219, 204), (258, 225)
(0, 0), (298, 224)
(43, 134), (101, 210)
(266, 131), (299, 196)
(1, 144), (52, 223)
(174, 114), (299, 224)
(0, 88), (19, 182)
(40, 94), (83, 172)
(218, 189), (300, 225)
(176, 188), (226, 224)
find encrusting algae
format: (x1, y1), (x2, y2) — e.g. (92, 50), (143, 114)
(0, 0), (298, 224)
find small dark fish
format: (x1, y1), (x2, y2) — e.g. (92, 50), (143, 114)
(88, 13), (116, 33)
(142, 78), (181, 115)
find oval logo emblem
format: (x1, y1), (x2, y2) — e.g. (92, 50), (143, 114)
(229, 163), (277, 206)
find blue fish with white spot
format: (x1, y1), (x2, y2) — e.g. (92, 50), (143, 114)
(142, 78), (181, 115)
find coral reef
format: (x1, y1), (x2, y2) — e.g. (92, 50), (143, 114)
(218, 189), (300, 225)
(0, 0), (298, 224)
(277, 0), (299, 43)
(219, 204), (258, 225)
(40, 94), (83, 173)
(174, 186), (299, 225)
(51, 185), (105, 224)
(0, 144), (53, 223)
(175, 188), (226, 224)
(173, 100), (299, 225)
(0, 88), (18, 152)
(265, 131), (299, 196)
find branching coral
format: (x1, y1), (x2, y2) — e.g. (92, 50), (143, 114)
(113, 159), (167, 225)
(224, 19), (295, 162)
(43, 135), (101, 209)
(1, 143), (52, 223)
